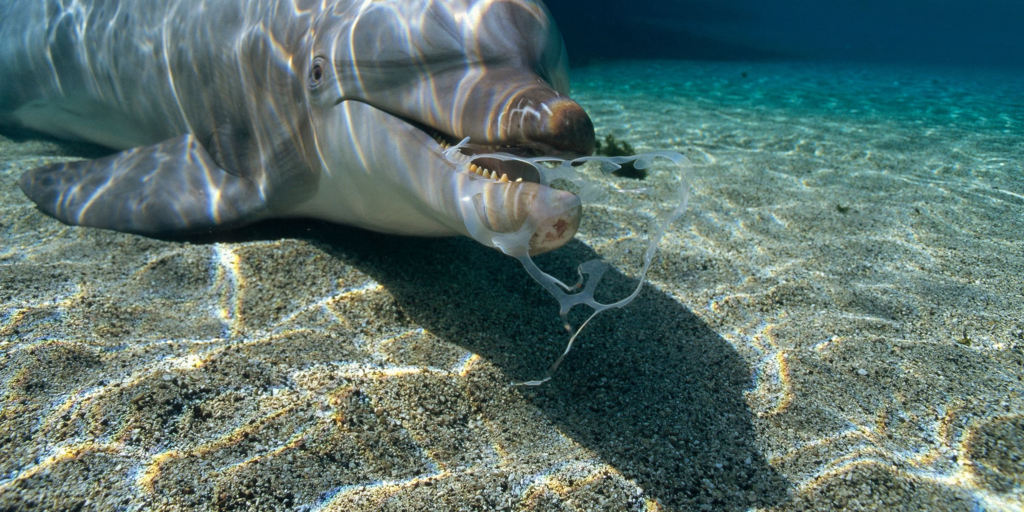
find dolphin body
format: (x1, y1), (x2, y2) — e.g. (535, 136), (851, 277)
(1, 0), (595, 255)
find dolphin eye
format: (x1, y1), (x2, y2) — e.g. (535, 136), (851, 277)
(309, 57), (325, 88)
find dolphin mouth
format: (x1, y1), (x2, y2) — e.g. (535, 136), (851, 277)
(402, 119), (584, 255)
(420, 125), (583, 185)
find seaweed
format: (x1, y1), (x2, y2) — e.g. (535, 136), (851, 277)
(595, 134), (646, 179)
(595, 133), (634, 157)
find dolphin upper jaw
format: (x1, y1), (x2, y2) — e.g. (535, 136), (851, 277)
(329, 64), (597, 159)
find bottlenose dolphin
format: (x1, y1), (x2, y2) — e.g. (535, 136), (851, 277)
(1, 0), (595, 255)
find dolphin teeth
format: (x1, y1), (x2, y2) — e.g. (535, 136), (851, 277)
(431, 131), (449, 149)
(468, 164), (502, 182)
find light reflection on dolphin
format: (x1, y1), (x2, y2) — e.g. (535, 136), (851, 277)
(1, 0), (594, 255)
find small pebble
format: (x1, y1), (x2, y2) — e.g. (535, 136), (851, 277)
(857, 369), (868, 376)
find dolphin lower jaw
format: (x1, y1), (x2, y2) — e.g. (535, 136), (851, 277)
(421, 119), (585, 255)
(461, 176), (582, 256)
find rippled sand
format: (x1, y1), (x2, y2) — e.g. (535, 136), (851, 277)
(2, 61), (1023, 511)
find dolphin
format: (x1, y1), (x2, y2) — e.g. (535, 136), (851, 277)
(1, 0), (595, 255)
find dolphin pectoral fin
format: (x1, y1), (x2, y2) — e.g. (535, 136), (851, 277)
(18, 134), (268, 235)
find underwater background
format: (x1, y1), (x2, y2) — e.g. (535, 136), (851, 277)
(549, 0), (1024, 69)
(2, 1), (1023, 511)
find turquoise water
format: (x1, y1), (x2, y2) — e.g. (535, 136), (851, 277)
(574, 61), (1024, 510)
(2, 60), (1023, 510)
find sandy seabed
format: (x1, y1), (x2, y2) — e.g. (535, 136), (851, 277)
(1, 61), (1023, 511)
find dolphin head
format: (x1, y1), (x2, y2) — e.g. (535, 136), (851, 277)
(302, 0), (593, 255)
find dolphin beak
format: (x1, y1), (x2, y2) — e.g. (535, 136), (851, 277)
(488, 83), (596, 158)
(369, 66), (596, 161)
(465, 178), (582, 256)
(536, 97), (596, 157)
(446, 69), (597, 159)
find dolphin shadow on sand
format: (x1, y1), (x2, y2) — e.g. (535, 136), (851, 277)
(212, 218), (792, 511)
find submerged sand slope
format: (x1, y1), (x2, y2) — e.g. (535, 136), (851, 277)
(2, 61), (1023, 511)
(575, 61), (1024, 510)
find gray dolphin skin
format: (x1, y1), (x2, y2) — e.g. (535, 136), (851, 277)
(1, 0), (595, 255)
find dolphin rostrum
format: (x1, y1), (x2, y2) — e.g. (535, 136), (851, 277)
(1, 0), (595, 255)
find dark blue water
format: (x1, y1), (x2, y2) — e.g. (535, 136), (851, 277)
(548, 0), (1024, 69)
